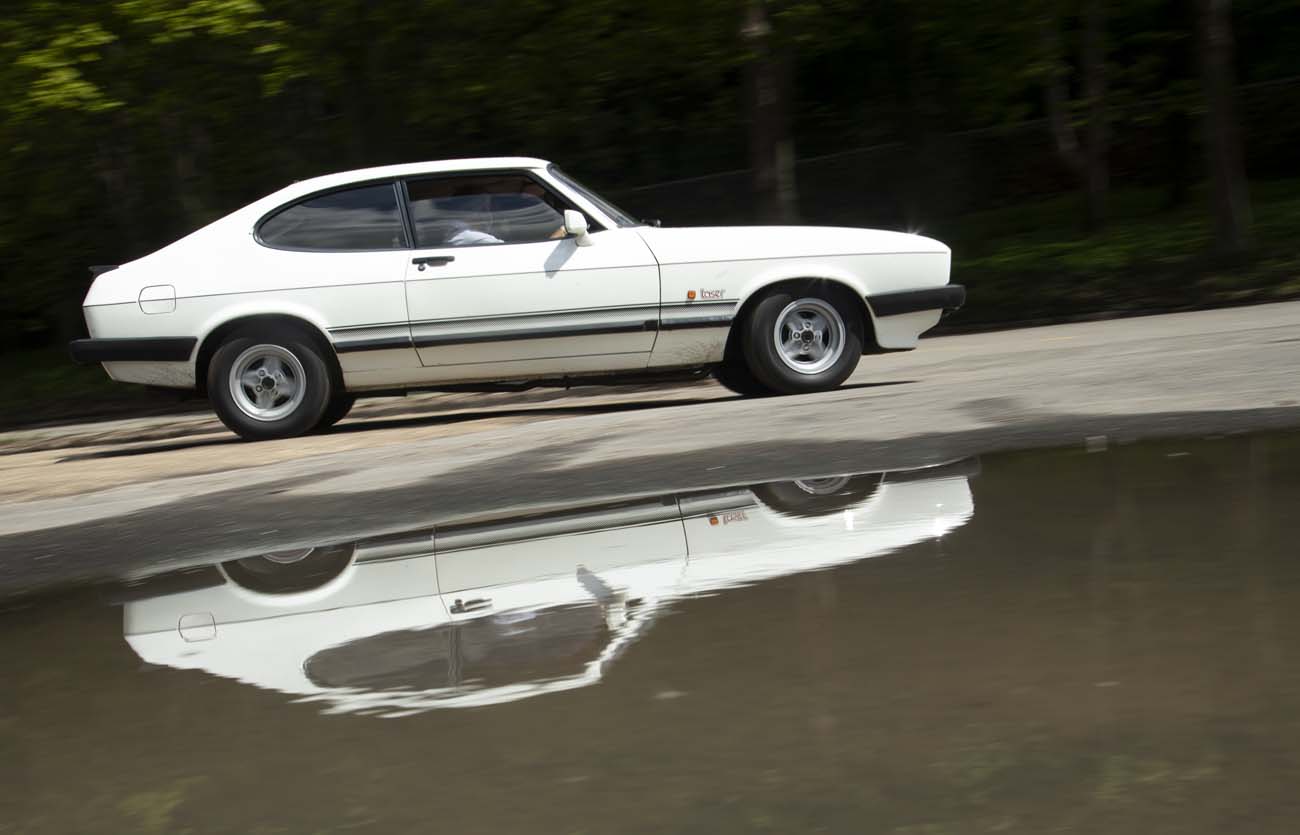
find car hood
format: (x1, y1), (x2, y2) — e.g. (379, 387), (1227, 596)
(634, 225), (948, 266)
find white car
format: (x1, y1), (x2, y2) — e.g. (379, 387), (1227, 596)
(121, 460), (976, 716)
(71, 157), (964, 440)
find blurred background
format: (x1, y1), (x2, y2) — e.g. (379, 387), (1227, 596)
(1, 0), (1297, 425)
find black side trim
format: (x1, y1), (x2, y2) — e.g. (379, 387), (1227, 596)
(412, 320), (657, 349)
(334, 335), (415, 354)
(69, 337), (197, 364)
(108, 566), (226, 604)
(406, 303), (659, 328)
(351, 365), (713, 396)
(883, 457), (981, 484)
(658, 316), (734, 331)
(660, 299), (737, 310)
(867, 285), (966, 317)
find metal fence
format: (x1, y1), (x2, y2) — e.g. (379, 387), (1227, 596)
(607, 78), (1300, 229)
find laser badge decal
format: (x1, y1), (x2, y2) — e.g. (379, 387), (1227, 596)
(708, 510), (749, 526)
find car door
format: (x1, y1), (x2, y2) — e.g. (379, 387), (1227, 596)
(434, 497), (689, 647)
(401, 172), (661, 380)
(253, 180), (421, 376)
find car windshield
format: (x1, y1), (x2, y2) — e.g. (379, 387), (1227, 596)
(548, 165), (641, 228)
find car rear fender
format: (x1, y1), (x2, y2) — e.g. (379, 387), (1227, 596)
(194, 303), (340, 393)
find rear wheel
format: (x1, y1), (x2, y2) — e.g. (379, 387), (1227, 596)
(208, 330), (332, 441)
(743, 285), (864, 394)
(221, 544), (355, 594)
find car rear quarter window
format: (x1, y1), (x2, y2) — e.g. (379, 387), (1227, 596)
(258, 182), (408, 251)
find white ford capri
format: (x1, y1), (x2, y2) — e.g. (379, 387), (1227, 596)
(71, 157), (964, 440)
(121, 459), (976, 715)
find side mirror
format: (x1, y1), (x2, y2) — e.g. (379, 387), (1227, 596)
(564, 210), (592, 246)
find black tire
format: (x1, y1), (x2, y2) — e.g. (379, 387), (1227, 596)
(208, 329), (333, 441)
(713, 360), (772, 397)
(751, 473), (883, 518)
(221, 543), (356, 595)
(314, 393), (357, 432)
(742, 284), (864, 394)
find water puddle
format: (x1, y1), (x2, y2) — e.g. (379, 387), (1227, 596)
(4, 432), (1299, 833)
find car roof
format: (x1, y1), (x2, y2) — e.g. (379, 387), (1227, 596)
(256, 157), (553, 210)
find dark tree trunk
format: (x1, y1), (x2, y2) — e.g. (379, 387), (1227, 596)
(1162, 0), (1194, 209)
(1081, 0), (1108, 232)
(93, 119), (142, 256)
(892, 0), (926, 229)
(1041, 1), (1109, 233)
(160, 112), (213, 231)
(742, 1), (798, 224)
(1197, 0), (1252, 258)
(1164, 109), (1193, 209)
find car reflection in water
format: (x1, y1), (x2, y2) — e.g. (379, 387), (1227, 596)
(121, 459), (977, 717)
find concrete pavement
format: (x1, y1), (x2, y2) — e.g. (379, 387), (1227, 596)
(1, 301), (1298, 596)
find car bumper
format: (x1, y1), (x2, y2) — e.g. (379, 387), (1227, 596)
(866, 285), (966, 317)
(69, 337), (197, 364)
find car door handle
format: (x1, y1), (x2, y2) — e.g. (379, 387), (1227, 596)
(449, 597), (491, 614)
(413, 256), (455, 271)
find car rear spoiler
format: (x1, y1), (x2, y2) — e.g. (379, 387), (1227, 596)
(89, 264), (119, 278)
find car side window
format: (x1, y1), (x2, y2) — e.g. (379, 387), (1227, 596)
(404, 175), (594, 248)
(258, 182), (407, 251)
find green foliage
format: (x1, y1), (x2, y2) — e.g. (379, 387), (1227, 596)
(0, 0), (1297, 354)
(7, 23), (121, 116)
(948, 179), (1300, 326)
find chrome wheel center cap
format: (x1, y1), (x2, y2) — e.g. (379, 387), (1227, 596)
(772, 297), (846, 375)
(229, 343), (308, 423)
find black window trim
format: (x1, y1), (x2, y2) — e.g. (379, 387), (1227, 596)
(400, 169), (606, 251)
(254, 168), (606, 254)
(253, 177), (411, 253)
(546, 164), (640, 229)
(395, 178), (417, 248)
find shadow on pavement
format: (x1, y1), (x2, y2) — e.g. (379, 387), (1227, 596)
(58, 437), (237, 461)
(57, 381), (916, 462)
(325, 396), (730, 436)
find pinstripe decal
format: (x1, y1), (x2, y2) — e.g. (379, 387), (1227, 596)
(329, 301), (738, 352)
(411, 320), (657, 349)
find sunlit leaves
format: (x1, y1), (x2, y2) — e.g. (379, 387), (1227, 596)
(6, 23), (122, 116)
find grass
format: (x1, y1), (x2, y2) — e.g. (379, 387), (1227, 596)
(0, 346), (203, 430)
(940, 179), (1300, 326)
(2, 179), (1298, 429)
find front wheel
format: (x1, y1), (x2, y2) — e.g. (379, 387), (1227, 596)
(713, 361), (772, 397)
(208, 331), (333, 441)
(742, 285), (864, 394)
(314, 393), (357, 432)
(752, 473), (883, 518)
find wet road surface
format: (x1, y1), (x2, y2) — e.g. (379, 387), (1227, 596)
(4, 431), (1300, 833)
